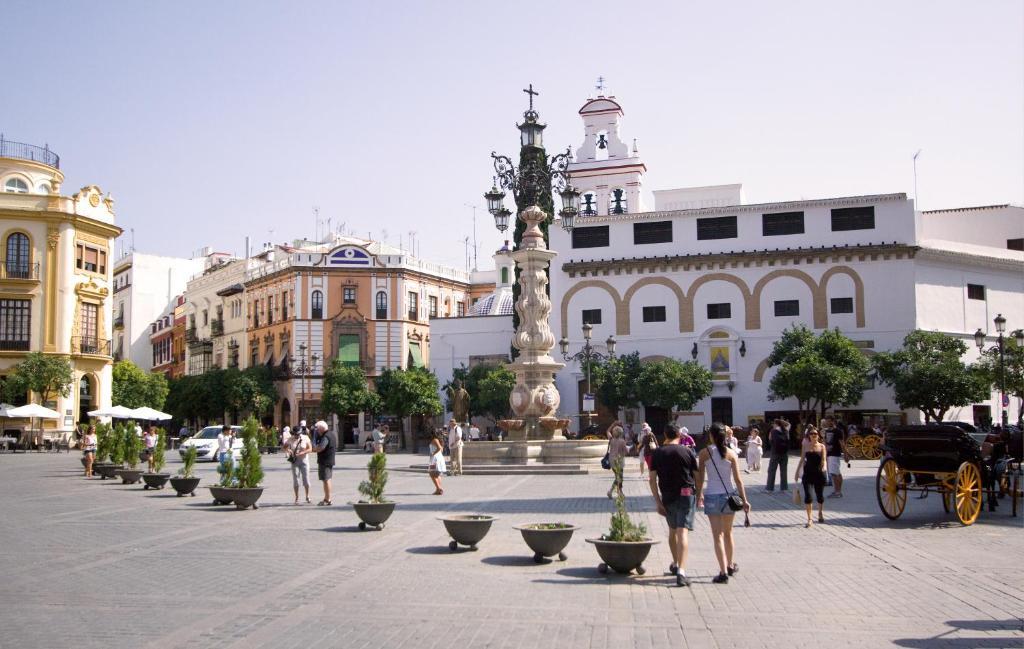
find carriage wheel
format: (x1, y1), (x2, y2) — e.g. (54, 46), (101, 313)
(876, 458), (907, 520)
(846, 436), (864, 460)
(862, 435), (883, 461)
(954, 462), (982, 526)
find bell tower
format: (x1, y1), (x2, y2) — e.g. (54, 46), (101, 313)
(567, 82), (646, 216)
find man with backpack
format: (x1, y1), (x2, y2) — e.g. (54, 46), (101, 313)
(765, 418), (791, 492)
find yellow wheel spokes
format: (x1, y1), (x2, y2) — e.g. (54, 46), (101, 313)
(880, 460), (906, 518)
(955, 463), (982, 525)
(863, 435), (882, 460)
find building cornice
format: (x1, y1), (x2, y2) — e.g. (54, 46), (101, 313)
(561, 243), (921, 277)
(0, 207), (122, 240)
(566, 193), (908, 226)
(914, 246), (1024, 272)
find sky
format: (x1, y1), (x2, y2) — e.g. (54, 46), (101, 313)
(3, 1), (1022, 271)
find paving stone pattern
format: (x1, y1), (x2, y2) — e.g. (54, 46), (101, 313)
(0, 451), (1021, 649)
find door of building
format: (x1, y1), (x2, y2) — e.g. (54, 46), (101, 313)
(711, 397), (733, 427)
(643, 406), (670, 439)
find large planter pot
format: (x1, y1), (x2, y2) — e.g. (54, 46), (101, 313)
(586, 538), (659, 575)
(222, 487), (264, 510)
(207, 485), (235, 505)
(352, 501), (396, 530)
(95, 463), (118, 480)
(115, 468), (144, 485)
(169, 476), (200, 497)
(439, 514), (497, 551)
(513, 523), (578, 563)
(142, 473), (170, 490)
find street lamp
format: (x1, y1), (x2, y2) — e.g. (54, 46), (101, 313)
(974, 314), (1019, 427)
(559, 323), (616, 429)
(295, 342), (319, 427)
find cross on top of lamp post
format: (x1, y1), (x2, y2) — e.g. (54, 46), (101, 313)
(523, 84), (539, 112)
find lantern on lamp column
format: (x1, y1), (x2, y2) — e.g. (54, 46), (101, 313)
(558, 183), (580, 232)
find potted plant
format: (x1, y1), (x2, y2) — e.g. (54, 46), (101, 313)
(439, 514), (498, 551)
(265, 426), (280, 453)
(211, 416), (265, 510)
(142, 428), (170, 490)
(208, 446), (236, 505)
(352, 452), (395, 530)
(92, 423), (117, 479)
(97, 423), (125, 480)
(115, 425), (145, 485)
(513, 522), (578, 563)
(169, 446), (200, 497)
(586, 458), (659, 575)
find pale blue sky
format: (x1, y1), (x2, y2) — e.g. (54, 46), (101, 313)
(4, 1), (1022, 270)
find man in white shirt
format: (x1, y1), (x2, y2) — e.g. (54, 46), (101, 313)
(216, 425), (234, 468)
(469, 423), (481, 442)
(447, 419), (463, 476)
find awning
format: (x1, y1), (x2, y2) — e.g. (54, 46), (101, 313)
(216, 283), (244, 297)
(408, 341), (424, 368)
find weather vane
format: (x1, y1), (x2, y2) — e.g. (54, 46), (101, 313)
(595, 76), (606, 93)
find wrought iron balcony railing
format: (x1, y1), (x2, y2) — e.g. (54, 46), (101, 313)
(0, 339), (30, 351)
(211, 319), (224, 336)
(0, 261), (40, 281)
(0, 137), (60, 169)
(113, 314), (124, 329)
(72, 336), (111, 356)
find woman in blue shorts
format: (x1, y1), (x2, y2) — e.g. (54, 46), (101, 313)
(696, 423), (751, 584)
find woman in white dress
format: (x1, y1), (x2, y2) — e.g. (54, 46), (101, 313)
(428, 430), (446, 495)
(745, 427), (763, 472)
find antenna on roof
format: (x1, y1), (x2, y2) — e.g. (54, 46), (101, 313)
(912, 149), (923, 210)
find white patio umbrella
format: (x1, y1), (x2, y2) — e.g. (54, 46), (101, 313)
(87, 405), (137, 419)
(6, 403), (61, 451)
(128, 406), (172, 421)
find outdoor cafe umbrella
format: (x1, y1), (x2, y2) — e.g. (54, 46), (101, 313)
(87, 405), (137, 419)
(6, 403), (61, 451)
(127, 406), (172, 421)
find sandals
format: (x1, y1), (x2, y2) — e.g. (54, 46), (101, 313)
(727, 563), (739, 576)
(317, 500), (332, 506)
(712, 573), (729, 584)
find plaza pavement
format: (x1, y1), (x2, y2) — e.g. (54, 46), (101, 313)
(0, 450), (1021, 649)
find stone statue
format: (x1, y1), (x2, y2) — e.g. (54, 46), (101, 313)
(447, 379), (470, 424)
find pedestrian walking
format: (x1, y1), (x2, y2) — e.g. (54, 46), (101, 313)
(765, 418), (791, 492)
(725, 426), (740, 454)
(284, 426), (312, 504)
(696, 423), (751, 584)
(606, 423), (628, 499)
(639, 423), (658, 477)
(794, 425), (827, 527)
(216, 424), (234, 470)
(679, 426), (696, 448)
(428, 431), (446, 495)
(372, 425), (388, 454)
(82, 424), (97, 478)
(648, 424), (699, 587)
(822, 416), (849, 498)
(311, 421), (336, 506)
(447, 419), (463, 476)
(745, 427), (763, 472)
(142, 425), (159, 472)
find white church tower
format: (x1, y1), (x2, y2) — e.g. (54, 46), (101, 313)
(567, 83), (646, 217)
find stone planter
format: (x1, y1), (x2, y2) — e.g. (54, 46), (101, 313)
(208, 485), (235, 505)
(586, 538), (659, 575)
(352, 501), (396, 530)
(95, 463), (119, 480)
(169, 476), (200, 497)
(114, 468), (144, 485)
(439, 514), (497, 551)
(220, 487), (264, 510)
(142, 473), (170, 490)
(513, 523), (578, 563)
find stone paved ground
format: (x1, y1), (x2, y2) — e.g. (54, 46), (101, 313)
(0, 450), (1021, 649)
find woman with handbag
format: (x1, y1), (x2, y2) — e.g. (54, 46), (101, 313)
(696, 423), (751, 584)
(606, 423), (629, 499)
(284, 426), (312, 505)
(794, 426), (827, 527)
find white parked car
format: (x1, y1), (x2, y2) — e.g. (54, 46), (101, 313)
(178, 425), (243, 462)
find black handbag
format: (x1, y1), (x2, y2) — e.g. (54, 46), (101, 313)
(709, 450), (744, 512)
(601, 452), (611, 470)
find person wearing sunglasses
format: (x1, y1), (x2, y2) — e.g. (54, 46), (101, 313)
(794, 426), (827, 527)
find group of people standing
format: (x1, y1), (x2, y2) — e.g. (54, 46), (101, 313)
(424, 418), (481, 495)
(279, 420), (337, 506)
(79, 423), (161, 478)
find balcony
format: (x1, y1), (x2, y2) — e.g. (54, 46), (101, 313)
(0, 137), (60, 169)
(211, 318), (224, 336)
(72, 336), (111, 356)
(185, 327), (198, 343)
(408, 310), (418, 321)
(0, 261), (40, 281)
(113, 314), (124, 329)
(0, 339), (30, 351)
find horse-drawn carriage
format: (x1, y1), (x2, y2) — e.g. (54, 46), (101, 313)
(876, 424), (1022, 525)
(846, 430), (883, 460)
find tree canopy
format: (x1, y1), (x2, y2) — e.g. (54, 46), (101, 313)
(635, 358), (713, 412)
(321, 359), (381, 418)
(376, 367), (443, 419)
(165, 366), (277, 423)
(3, 352), (74, 406)
(443, 363), (515, 422)
(585, 351), (643, 414)
(873, 330), (990, 422)
(112, 360), (169, 409)
(975, 335), (1024, 424)
(767, 326), (871, 421)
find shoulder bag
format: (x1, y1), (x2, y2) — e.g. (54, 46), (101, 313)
(708, 450), (744, 512)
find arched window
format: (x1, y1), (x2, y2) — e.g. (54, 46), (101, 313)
(311, 290), (323, 319)
(36, 182), (51, 194)
(5, 233), (29, 279)
(78, 375), (94, 424)
(500, 267), (509, 285)
(375, 291), (387, 319)
(4, 178), (28, 193)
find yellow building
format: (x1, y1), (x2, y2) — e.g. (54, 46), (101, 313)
(0, 138), (121, 437)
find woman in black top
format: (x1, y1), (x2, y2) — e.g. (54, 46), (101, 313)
(794, 426), (827, 527)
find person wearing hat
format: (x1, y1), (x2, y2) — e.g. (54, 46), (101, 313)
(310, 420), (337, 505)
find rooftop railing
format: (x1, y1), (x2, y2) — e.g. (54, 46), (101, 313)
(0, 137), (60, 169)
